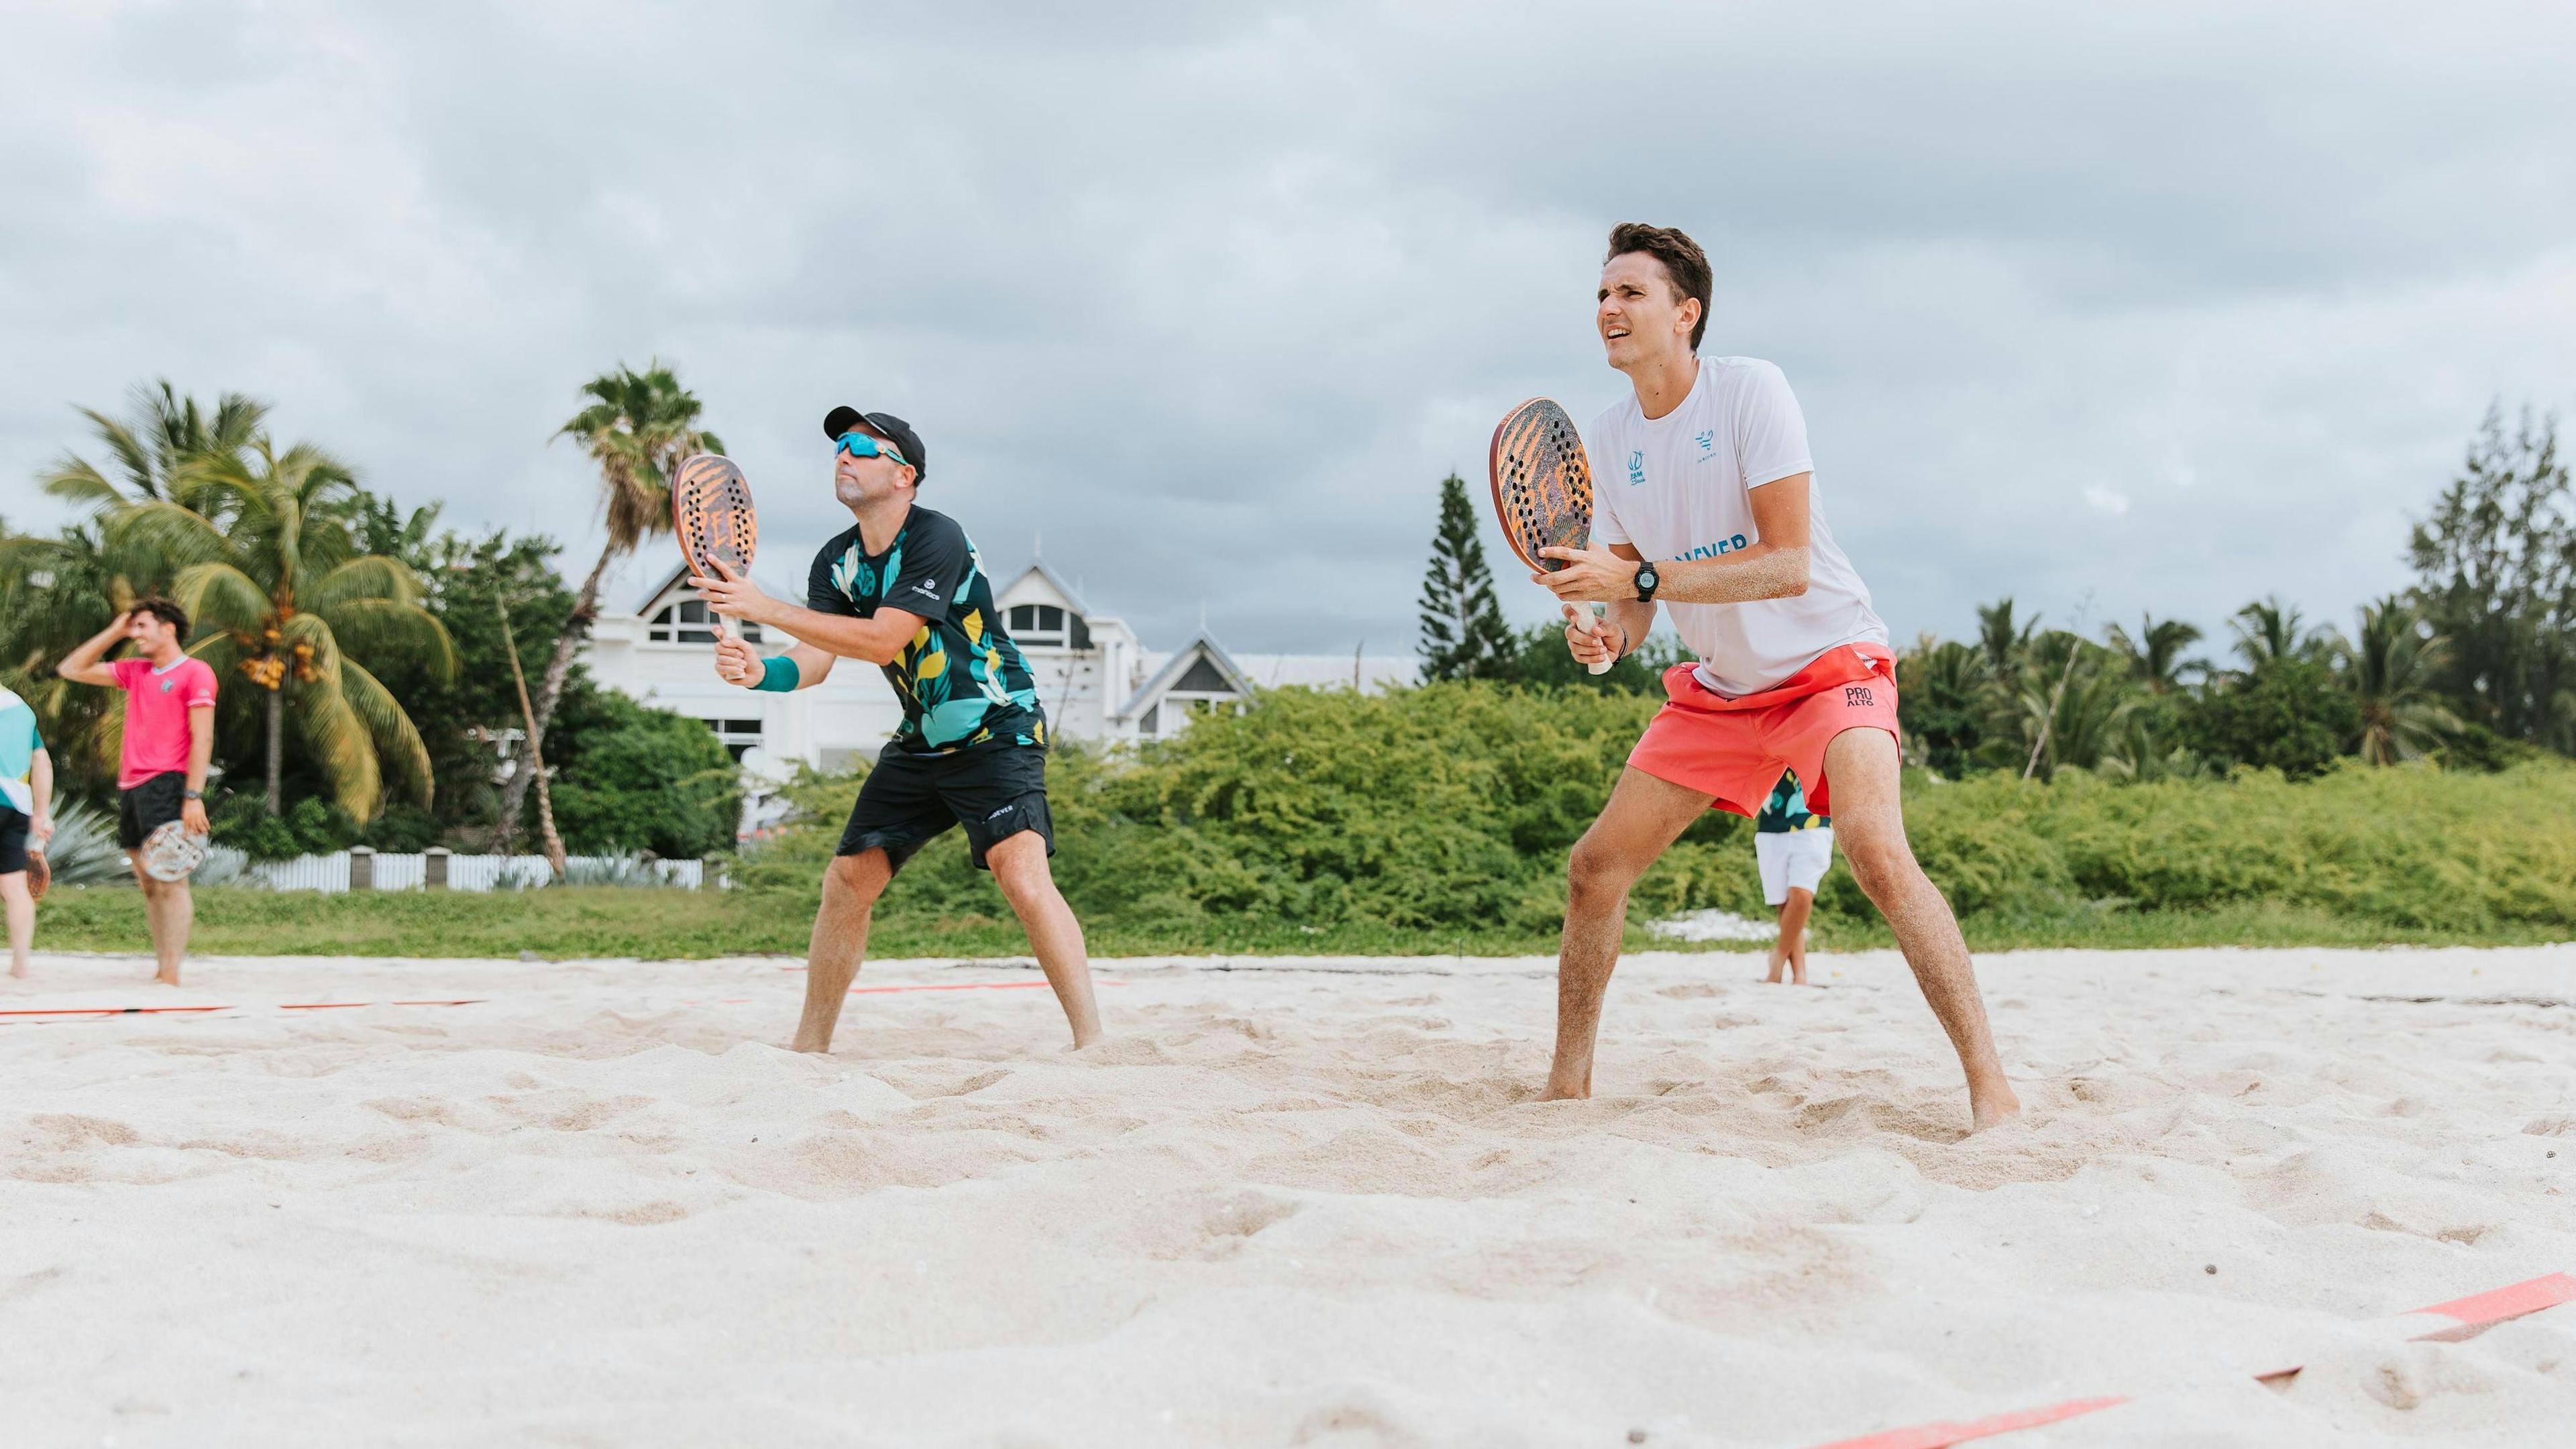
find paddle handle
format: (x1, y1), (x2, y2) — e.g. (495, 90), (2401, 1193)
(1565, 602), (1615, 675)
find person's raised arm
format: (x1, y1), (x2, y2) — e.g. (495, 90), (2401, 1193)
(56, 612), (130, 687)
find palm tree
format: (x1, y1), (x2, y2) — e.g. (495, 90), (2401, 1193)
(0, 521), (126, 790)
(1975, 597), (2041, 682)
(39, 379), (268, 513)
(109, 438), (457, 820)
(498, 362), (722, 848)
(2017, 643), (2133, 779)
(2341, 596), (2463, 765)
(2230, 595), (2336, 670)
(2103, 613), (2208, 694)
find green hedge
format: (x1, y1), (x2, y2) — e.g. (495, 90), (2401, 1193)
(742, 682), (2576, 945)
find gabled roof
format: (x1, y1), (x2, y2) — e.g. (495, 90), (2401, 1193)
(1118, 633), (1256, 720)
(998, 559), (1093, 618)
(629, 559), (797, 617)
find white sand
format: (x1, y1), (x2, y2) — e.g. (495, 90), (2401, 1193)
(3, 945), (2572, 1447)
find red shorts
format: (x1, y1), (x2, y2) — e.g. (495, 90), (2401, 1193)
(1627, 643), (1900, 819)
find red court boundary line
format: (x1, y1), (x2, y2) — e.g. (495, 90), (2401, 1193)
(1804, 1396), (2128, 1449)
(0, 1004), (229, 1017)
(1803, 1271), (2572, 1448)
(2411, 1271), (2576, 1340)
(847, 979), (1128, 995)
(0, 1000), (486, 1018)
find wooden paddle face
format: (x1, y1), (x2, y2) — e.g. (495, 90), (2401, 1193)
(23, 850), (46, 903)
(1488, 398), (1595, 572)
(672, 453), (759, 580)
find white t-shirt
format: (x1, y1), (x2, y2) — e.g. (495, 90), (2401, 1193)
(1588, 357), (1888, 696)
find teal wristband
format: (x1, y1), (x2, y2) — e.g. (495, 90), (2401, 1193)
(754, 655), (798, 692)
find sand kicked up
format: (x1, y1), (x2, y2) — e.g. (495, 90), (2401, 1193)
(3, 945), (2572, 1446)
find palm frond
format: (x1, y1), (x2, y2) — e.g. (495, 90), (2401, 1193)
(339, 658), (435, 808)
(305, 554), (426, 610)
(316, 596), (457, 683)
(102, 499), (231, 580)
(171, 561), (272, 639)
(292, 673), (381, 822)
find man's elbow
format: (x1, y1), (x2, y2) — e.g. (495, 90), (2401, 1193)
(1772, 547), (1813, 599)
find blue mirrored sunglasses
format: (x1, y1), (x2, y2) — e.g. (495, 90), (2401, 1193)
(833, 431), (909, 467)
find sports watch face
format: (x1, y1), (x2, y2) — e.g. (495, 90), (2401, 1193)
(1635, 562), (1660, 600)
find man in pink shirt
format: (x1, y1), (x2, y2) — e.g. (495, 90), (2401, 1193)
(60, 597), (216, 985)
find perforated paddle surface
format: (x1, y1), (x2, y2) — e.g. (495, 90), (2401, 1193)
(672, 453), (759, 579)
(1488, 397), (1596, 572)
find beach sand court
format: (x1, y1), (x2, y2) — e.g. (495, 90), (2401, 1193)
(3, 945), (2571, 1446)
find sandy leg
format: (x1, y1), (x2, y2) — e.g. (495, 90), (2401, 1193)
(1822, 729), (2019, 1130)
(987, 832), (1102, 1049)
(792, 849), (891, 1054)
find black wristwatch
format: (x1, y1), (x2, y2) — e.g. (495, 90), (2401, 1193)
(1633, 561), (1661, 602)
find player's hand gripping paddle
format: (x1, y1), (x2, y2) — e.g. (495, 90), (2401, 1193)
(672, 453), (759, 641)
(140, 820), (207, 883)
(1490, 398), (1614, 674)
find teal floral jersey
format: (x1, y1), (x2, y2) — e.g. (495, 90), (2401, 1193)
(805, 506), (1047, 755)
(1755, 769), (1829, 833)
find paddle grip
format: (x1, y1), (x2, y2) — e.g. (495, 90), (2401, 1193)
(1566, 602), (1615, 675)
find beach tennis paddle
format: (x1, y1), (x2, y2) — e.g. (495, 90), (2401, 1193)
(672, 453), (759, 638)
(140, 820), (207, 883)
(23, 849), (46, 902)
(1490, 397), (1613, 674)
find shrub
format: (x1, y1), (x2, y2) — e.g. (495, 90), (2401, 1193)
(732, 682), (2576, 945)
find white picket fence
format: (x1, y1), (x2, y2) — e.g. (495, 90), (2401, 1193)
(234, 850), (707, 893)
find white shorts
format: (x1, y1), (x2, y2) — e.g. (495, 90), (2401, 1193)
(1756, 828), (1834, 906)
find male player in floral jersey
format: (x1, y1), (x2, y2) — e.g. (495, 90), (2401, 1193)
(694, 408), (1103, 1055)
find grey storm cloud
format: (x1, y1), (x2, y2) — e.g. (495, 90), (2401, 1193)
(5, 1), (2573, 654)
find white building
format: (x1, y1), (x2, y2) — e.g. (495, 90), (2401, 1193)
(582, 559), (1417, 793)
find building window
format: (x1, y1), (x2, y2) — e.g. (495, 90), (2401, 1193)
(1007, 603), (1074, 646)
(651, 598), (761, 644)
(700, 716), (763, 761)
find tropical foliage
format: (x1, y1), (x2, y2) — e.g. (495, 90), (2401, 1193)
(498, 362), (724, 848)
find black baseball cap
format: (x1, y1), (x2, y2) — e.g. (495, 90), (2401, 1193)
(822, 407), (927, 483)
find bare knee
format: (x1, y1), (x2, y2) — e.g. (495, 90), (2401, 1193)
(985, 836), (1059, 912)
(820, 853), (888, 912)
(1839, 833), (1919, 902)
(1566, 835), (1644, 908)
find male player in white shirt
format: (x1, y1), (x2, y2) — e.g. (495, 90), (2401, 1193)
(1532, 222), (2021, 1131)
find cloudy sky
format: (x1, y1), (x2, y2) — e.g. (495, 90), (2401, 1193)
(7, 1), (2574, 659)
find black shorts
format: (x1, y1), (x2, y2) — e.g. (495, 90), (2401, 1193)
(837, 743), (1054, 873)
(0, 807), (26, 876)
(118, 771), (188, 851)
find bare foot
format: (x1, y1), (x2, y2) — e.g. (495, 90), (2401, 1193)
(1067, 1029), (1105, 1051)
(1538, 1083), (1590, 1102)
(154, 973), (182, 987)
(1969, 1080), (2023, 1132)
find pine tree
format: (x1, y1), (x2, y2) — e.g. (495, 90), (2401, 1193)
(1417, 473), (1514, 682)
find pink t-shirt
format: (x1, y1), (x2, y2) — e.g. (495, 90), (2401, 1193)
(111, 655), (218, 789)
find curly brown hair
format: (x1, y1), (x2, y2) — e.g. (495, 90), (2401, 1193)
(1605, 222), (1713, 351)
(129, 594), (191, 637)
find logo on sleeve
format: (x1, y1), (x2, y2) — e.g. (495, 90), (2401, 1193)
(1626, 449), (1647, 486)
(910, 580), (940, 599)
